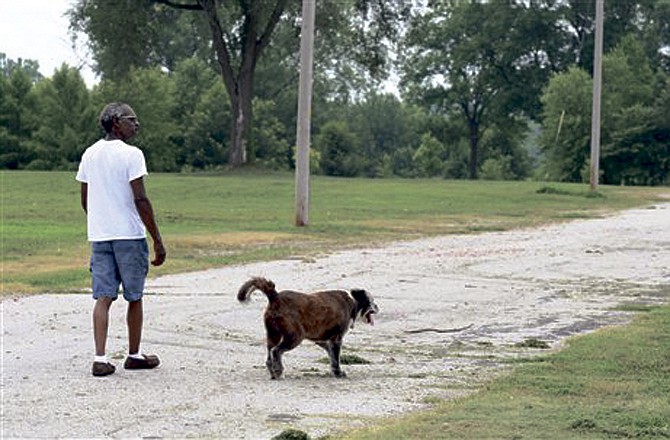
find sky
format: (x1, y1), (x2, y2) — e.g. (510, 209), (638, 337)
(0, 0), (98, 87)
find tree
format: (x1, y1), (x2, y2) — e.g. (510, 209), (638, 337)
(413, 133), (446, 177)
(315, 121), (361, 177)
(69, 0), (410, 168)
(248, 98), (291, 169)
(478, 119), (531, 181)
(557, 0), (661, 73)
(0, 53), (43, 83)
(402, 1), (558, 179)
(540, 35), (668, 185)
(348, 92), (422, 177)
(539, 67), (593, 182)
(68, 1), (211, 81)
(170, 57), (228, 170)
(599, 36), (665, 185)
(26, 65), (96, 170)
(0, 73), (24, 169)
(0, 59), (39, 169)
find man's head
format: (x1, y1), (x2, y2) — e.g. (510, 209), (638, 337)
(99, 102), (139, 141)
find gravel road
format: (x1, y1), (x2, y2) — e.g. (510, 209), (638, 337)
(3, 203), (670, 439)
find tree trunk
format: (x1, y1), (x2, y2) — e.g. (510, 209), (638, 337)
(196, 0), (288, 168)
(198, 0), (253, 168)
(228, 78), (253, 167)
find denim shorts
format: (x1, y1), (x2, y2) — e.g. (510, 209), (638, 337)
(90, 239), (149, 302)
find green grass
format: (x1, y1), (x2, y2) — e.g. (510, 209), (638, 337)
(1, 170), (667, 293)
(337, 305), (670, 440)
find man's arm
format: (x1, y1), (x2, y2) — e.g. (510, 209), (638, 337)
(80, 183), (88, 213)
(130, 177), (166, 266)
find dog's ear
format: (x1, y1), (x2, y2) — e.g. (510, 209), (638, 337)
(350, 289), (369, 304)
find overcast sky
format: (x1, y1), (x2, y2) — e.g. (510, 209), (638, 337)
(0, 0), (97, 87)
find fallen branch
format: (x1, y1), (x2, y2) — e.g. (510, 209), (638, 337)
(404, 324), (473, 334)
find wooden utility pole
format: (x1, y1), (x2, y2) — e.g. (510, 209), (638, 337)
(294, 0), (316, 226)
(590, 0), (604, 192)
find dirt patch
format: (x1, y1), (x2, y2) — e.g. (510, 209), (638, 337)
(3, 204), (670, 439)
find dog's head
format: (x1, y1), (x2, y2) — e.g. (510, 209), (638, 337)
(351, 289), (379, 325)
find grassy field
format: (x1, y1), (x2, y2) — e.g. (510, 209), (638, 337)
(2, 170), (668, 294)
(337, 303), (670, 440)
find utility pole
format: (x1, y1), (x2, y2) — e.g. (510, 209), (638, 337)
(590, 0), (604, 192)
(294, 0), (316, 226)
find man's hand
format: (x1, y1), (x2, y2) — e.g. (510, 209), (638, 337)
(152, 240), (166, 266)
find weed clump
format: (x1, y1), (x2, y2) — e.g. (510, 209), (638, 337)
(317, 353), (371, 365)
(514, 338), (550, 349)
(272, 428), (311, 440)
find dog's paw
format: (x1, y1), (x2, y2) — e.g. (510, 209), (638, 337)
(333, 370), (347, 378)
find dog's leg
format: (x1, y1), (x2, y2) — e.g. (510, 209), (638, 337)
(266, 348), (276, 378)
(317, 340), (346, 378)
(268, 346), (284, 379)
(268, 335), (301, 379)
(266, 331), (283, 379)
(330, 339), (346, 378)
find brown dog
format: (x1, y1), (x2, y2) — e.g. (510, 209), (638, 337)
(237, 277), (379, 379)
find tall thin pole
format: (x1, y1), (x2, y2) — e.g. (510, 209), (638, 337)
(294, 0), (316, 226)
(590, 0), (604, 192)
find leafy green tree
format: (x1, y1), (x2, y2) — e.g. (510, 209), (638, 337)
(478, 119), (532, 181)
(540, 35), (667, 185)
(599, 36), (666, 185)
(69, 1), (210, 81)
(413, 133), (446, 178)
(0, 62), (38, 169)
(315, 121), (362, 177)
(248, 98), (291, 169)
(0, 53), (43, 83)
(179, 79), (230, 170)
(169, 57), (228, 169)
(642, 1), (670, 71)
(25, 65), (96, 170)
(539, 67), (593, 182)
(603, 103), (669, 185)
(347, 92), (423, 177)
(0, 71), (20, 168)
(402, 1), (555, 179)
(69, 0), (410, 168)
(558, 0), (663, 73)
(479, 156), (514, 181)
(602, 35), (656, 139)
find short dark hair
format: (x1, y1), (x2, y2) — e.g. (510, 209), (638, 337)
(99, 102), (129, 133)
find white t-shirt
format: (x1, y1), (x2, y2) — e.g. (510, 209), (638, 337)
(76, 139), (148, 242)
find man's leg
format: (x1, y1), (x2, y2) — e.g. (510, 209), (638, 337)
(124, 298), (160, 370)
(93, 297), (114, 356)
(91, 296), (116, 376)
(116, 239), (159, 370)
(127, 299), (143, 355)
(90, 240), (119, 376)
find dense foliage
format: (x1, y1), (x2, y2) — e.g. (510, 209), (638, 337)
(1, 1), (669, 184)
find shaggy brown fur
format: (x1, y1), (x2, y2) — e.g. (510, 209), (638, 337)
(237, 277), (379, 379)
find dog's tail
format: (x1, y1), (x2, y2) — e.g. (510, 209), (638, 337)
(237, 277), (278, 303)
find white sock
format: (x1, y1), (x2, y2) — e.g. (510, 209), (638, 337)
(94, 355), (109, 364)
(129, 353), (144, 360)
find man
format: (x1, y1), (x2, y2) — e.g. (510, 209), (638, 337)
(76, 102), (166, 377)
